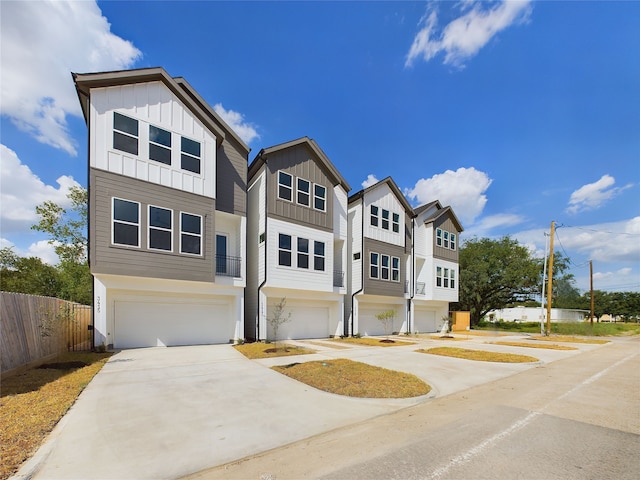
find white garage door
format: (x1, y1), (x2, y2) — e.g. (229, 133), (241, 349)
(358, 306), (401, 337)
(267, 303), (330, 340)
(114, 297), (233, 348)
(414, 309), (438, 333)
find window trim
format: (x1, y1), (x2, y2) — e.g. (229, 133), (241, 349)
(381, 209), (390, 230)
(278, 171), (293, 202)
(392, 213), (400, 233)
(278, 233), (292, 267)
(436, 228), (443, 247)
(391, 256), (400, 282)
(381, 254), (390, 280)
(113, 112), (139, 156)
(180, 136), (202, 175)
(147, 205), (173, 252)
(450, 233), (457, 251)
(112, 197), (140, 248)
(179, 212), (203, 256)
(297, 237), (309, 269)
(313, 184), (327, 212)
(370, 205), (379, 227)
(313, 240), (325, 271)
(296, 177), (310, 207)
(370, 252), (379, 279)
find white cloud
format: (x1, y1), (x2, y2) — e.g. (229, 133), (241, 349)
(0, 238), (59, 265)
(405, 0), (533, 67)
(0, 0), (141, 155)
(463, 213), (526, 238)
(566, 174), (633, 214)
(213, 103), (260, 145)
(361, 174), (379, 189)
(405, 167), (492, 225)
(0, 144), (80, 235)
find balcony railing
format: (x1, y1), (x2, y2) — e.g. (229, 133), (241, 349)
(416, 282), (426, 295)
(333, 270), (344, 288)
(215, 255), (242, 278)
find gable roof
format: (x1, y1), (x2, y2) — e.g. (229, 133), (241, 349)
(72, 67), (250, 155)
(249, 136), (351, 191)
(413, 200), (442, 217)
(423, 206), (464, 233)
(348, 176), (413, 213)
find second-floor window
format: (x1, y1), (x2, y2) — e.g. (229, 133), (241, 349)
(113, 112), (138, 156)
(278, 233), (292, 266)
(297, 237), (309, 269)
(180, 212), (202, 255)
(148, 206), (172, 251)
(112, 198), (140, 247)
(369, 252), (400, 282)
(436, 266), (456, 289)
(314, 241), (325, 271)
(149, 125), (172, 165)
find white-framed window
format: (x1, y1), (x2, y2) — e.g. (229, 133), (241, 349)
(278, 171), (293, 202)
(314, 241), (325, 271)
(297, 237), (309, 269)
(443, 231), (449, 249)
(381, 209), (390, 230)
(436, 228), (457, 250)
(436, 266), (442, 287)
(112, 198), (140, 247)
(392, 213), (400, 233)
(381, 254), (390, 280)
(450, 233), (456, 251)
(149, 125), (172, 165)
(443, 268), (450, 287)
(370, 252), (379, 278)
(392, 257), (400, 282)
(278, 233), (292, 266)
(181, 137), (201, 174)
(436, 228), (443, 247)
(216, 233), (228, 274)
(180, 212), (202, 255)
(314, 184), (326, 211)
(148, 205), (172, 251)
(436, 266), (455, 289)
(450, 269), (456, 289)
(297, 178), (310, 207)
(370, 205), (379, 227)
(113, 112), (139, 156)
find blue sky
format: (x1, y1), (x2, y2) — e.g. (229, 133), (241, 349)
(1, 0), (639, 294)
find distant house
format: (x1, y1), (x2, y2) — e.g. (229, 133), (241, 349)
(74, 68), (249, 349)
(487, 307), (590, 323)
(245, 137), (351, 341)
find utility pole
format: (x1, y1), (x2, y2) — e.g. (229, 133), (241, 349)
(590, 260), (594, 325)
(546, 221), (555, 336)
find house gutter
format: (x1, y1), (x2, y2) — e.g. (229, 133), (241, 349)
(348, 198), (365, 337)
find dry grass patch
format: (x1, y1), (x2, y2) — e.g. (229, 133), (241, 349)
(0, 352), (112, 480)
(491, 341), (577, 350)
(273, 358), (430, 398)
(418, 347), (538, 363)
(234, 342), (315, 359)
(531, 335), (609, 344)
(333, 337), (414, 347)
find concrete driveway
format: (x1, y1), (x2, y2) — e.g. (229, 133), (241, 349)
(14, 334), (601, 480)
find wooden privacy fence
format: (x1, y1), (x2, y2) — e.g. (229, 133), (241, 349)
(1, 292), (92, 375)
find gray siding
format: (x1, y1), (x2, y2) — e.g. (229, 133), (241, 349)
(90, 168), (215, 282)
(266, 144), (333, 232)
(433, 216), (460, 262)
(216, 137), (247, 216)
(363, 238), (406, 297)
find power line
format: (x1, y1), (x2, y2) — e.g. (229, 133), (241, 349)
(559, 224), (640, 236)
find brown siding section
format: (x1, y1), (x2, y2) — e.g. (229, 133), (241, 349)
(433, 216), (460, 262)
(90, 168), (215, 282)
(266, 144), (333, 232)
(216, 137), (247, 216)
(404, 211), (413, 254)
(363, 238), (406, 297)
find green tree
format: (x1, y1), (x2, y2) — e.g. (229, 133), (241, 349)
(0, 247), (62, 297)
(453, 237), (541, 326)
(267, 298), (292, 349)
(31, 186), (91, 304)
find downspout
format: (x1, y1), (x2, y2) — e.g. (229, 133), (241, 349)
(349, 198), (365, 337)
(256, 155), (268, 341)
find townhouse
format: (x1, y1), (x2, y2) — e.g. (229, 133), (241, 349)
(73, 68), (249, 349)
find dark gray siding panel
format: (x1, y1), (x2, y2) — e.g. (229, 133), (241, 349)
(362, 238), (406, 297)
(216, 137), (247, 216)
(90, 168), (215, 282)
(433, 216), (460, 262)
(266, 144), (333, 232)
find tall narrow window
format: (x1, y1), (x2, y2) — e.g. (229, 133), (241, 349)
(297, 178), (310, 206)
(392, 257), (400, 282)
(450, 269), (456, 289)
(314, 184), (326, 211)
(278, 234), (292, 266)
(148, 206), (172, 251)
(370, 252), (379, 278)
(436, 266), (443, 287)
(443, 231), (449, 249)
(381, 254), (390, 280)
(297, 237), (309, 269)
(113, 198), (140, 247)
(181, 137), (201, 174)
(180, 212), (202, 255)
(113, 112), (138, 155)
(436, 228), (443, 247)
(392, 213), (400, 233)
(370, 205), (379, 227)
(450, 233), (456, 251)
(382, 209), (390, 230)
(149, 125), (172, 165)
(444, 268), (450, 288)
(278, 171), (293, 201)
(216, 234), (228, 274)
(314, 241), (325, 271)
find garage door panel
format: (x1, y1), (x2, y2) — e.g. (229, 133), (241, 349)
(414, 309), (437, 333)
(114, 297), (233, 348)
(358, 306), (400, 337)
(267, 303), (330, 340)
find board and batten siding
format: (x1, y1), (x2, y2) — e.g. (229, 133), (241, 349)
(362, 185), (406, 248)
(266, 144), (334, 232)
(89, 82), (217, 199)
(363, 238), (406, 297)
(90, 168), (215, 282)
(348, 202), (363, 294)
(333, 185), (348, 240)
(433, 216), (460, 262)
(216, 136), (247, 216)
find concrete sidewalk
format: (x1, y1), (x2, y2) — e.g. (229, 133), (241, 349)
(13, 335), (599, 480)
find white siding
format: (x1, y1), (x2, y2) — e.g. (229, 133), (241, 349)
(333, 185), (348, 240)
(432, 259), (459, 302)
(348, 201), (363, 293)
(363, 185), (405, 247)
(89, 82), (216, 198)
(414, 221), (433, 259)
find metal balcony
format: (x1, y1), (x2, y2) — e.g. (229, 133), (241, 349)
(215, 255), (242, 277)
(333, 270), (344, 287)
